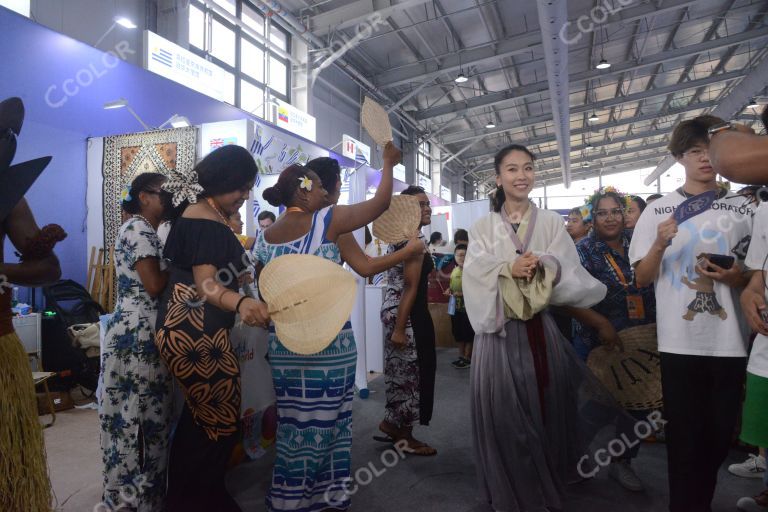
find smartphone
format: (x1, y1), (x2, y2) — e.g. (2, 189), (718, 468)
(698, 253), (735, 271)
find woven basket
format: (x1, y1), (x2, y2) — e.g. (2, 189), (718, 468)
(372, 195), (421, 244)
(259, 254), (357, 355)
(586, 323), (662, 411)
(361, 97), (393, 146)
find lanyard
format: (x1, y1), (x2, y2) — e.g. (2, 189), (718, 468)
(604, 252), (629, 288)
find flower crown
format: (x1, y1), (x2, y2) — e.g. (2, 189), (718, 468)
(579, 186), (632, 222)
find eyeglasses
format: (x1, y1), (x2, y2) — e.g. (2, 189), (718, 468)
(593, 208), (624, 220)
(683, 147), (709, 159)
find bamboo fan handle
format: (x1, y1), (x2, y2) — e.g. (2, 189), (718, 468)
(268, 298), (309, 315)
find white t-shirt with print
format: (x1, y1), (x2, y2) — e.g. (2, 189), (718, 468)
(745, 203), (768, 377)
(628, 189), (754, 357)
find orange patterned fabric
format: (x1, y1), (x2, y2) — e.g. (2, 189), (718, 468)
(156, 283), (241, 441)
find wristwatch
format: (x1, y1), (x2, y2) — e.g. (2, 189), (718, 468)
(707, 121), (734, 139)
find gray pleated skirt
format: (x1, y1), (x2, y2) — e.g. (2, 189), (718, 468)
(471, 312), (627, 512)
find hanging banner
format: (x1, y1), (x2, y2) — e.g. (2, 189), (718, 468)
(342, 134), (371, 166)
(418, 174), (432, 192)
(272, 98), (316, 142)
(199, 119), (249, 158)
(393, 163), (406, 183)
(143, 31), (232, 103)
(248, 120), (328, 176)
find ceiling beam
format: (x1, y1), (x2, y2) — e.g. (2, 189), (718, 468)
(309, 0), (433, 36)
(471, 139), (671, 177)
(537, 0), (571, 187)
(413, 27), (768, 121)
(645, 49), (768, 185)
(372, 0), (700, 89)
(459, 99), (718, 161)
(441, 69), (746, 145)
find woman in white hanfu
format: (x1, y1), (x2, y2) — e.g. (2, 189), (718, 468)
(464, 144), (628, 512)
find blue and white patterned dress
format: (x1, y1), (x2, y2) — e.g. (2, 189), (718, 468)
(254, 206), (357, 512)
(99, 217), (173, 511)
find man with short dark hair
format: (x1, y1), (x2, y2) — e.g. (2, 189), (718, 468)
(630, 115), (753, 512)
(257, 210), (276, 230)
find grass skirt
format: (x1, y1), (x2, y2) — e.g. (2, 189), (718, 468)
(0, 332), (51, 511)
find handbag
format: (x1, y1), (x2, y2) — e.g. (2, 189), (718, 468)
(67, 323), (100, 350)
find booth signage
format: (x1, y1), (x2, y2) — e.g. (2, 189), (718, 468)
(143, 31), (231, 103)
(341, 134), (371, 166)
(440, 185), (451, 201)
(272, 98), (316, 142)
(1, 0), (30, 16)
(418, 174), (432, 192)
(393, 164), (406, 182)
(456, 194), (464, 203)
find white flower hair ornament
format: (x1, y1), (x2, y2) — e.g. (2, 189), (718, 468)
(162, 169), (204, 207)
(298, 175), (313, 192)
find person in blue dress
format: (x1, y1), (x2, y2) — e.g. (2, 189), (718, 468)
(254, 142), (401, 512)
(569, 189), (656, 492)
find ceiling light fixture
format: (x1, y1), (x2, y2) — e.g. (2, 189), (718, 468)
(596, 58), (611, 70)
(114, 16), (137, 29)
(455, 72), (468, 83)
(747, 97), (760, 109)
(103, 98), (151, 131)
(588, 112), (599, 122)
(159, 114), (191, 129)
(103, 98), (128, 110)
(485, 120), (496, 129)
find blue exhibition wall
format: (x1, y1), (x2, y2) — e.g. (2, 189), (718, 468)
(0, 6), (448, 305)
(0, 7), (251, 299)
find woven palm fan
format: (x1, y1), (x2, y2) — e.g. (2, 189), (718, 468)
(361, 97), (393, 146)
(259, 254), (357, 355)
(586, 323), (662, 411)
(372, 195), (421, 244)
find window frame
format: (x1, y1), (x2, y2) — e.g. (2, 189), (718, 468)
(188, 0), (292, 112)
(417, 141), (432, 179)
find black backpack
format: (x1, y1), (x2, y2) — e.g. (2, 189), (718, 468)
(41, 280), (106, 392)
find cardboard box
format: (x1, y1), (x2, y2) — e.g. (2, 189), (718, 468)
(37, 390), (74, 415)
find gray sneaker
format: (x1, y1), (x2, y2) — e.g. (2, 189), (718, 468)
(737, 489), (768, 511)
(729, 454), (767, 479)
(609, 460), (644, 492)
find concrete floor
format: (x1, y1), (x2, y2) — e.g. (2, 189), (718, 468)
(46, 348), (765, 511)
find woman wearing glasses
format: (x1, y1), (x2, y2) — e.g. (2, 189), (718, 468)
(569, 189), (657, 491)
(379, 185), (438, 456)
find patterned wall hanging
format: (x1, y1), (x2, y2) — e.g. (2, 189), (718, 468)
(101, 127), (197, 255)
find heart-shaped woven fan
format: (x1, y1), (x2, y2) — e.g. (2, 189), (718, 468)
(586, 323), (662, 411)
(361, 97), (393, 146)
(259, 254), (357, 355)
(372, 195), (421, 244)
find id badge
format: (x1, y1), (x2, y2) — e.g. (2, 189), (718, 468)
(626, 295), (646, 320)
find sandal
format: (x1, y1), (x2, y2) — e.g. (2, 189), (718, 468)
(373, 420), (401, 443)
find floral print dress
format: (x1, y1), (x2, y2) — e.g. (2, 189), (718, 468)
(99, 217), (173, 511)
(381, 235), (436, 428)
